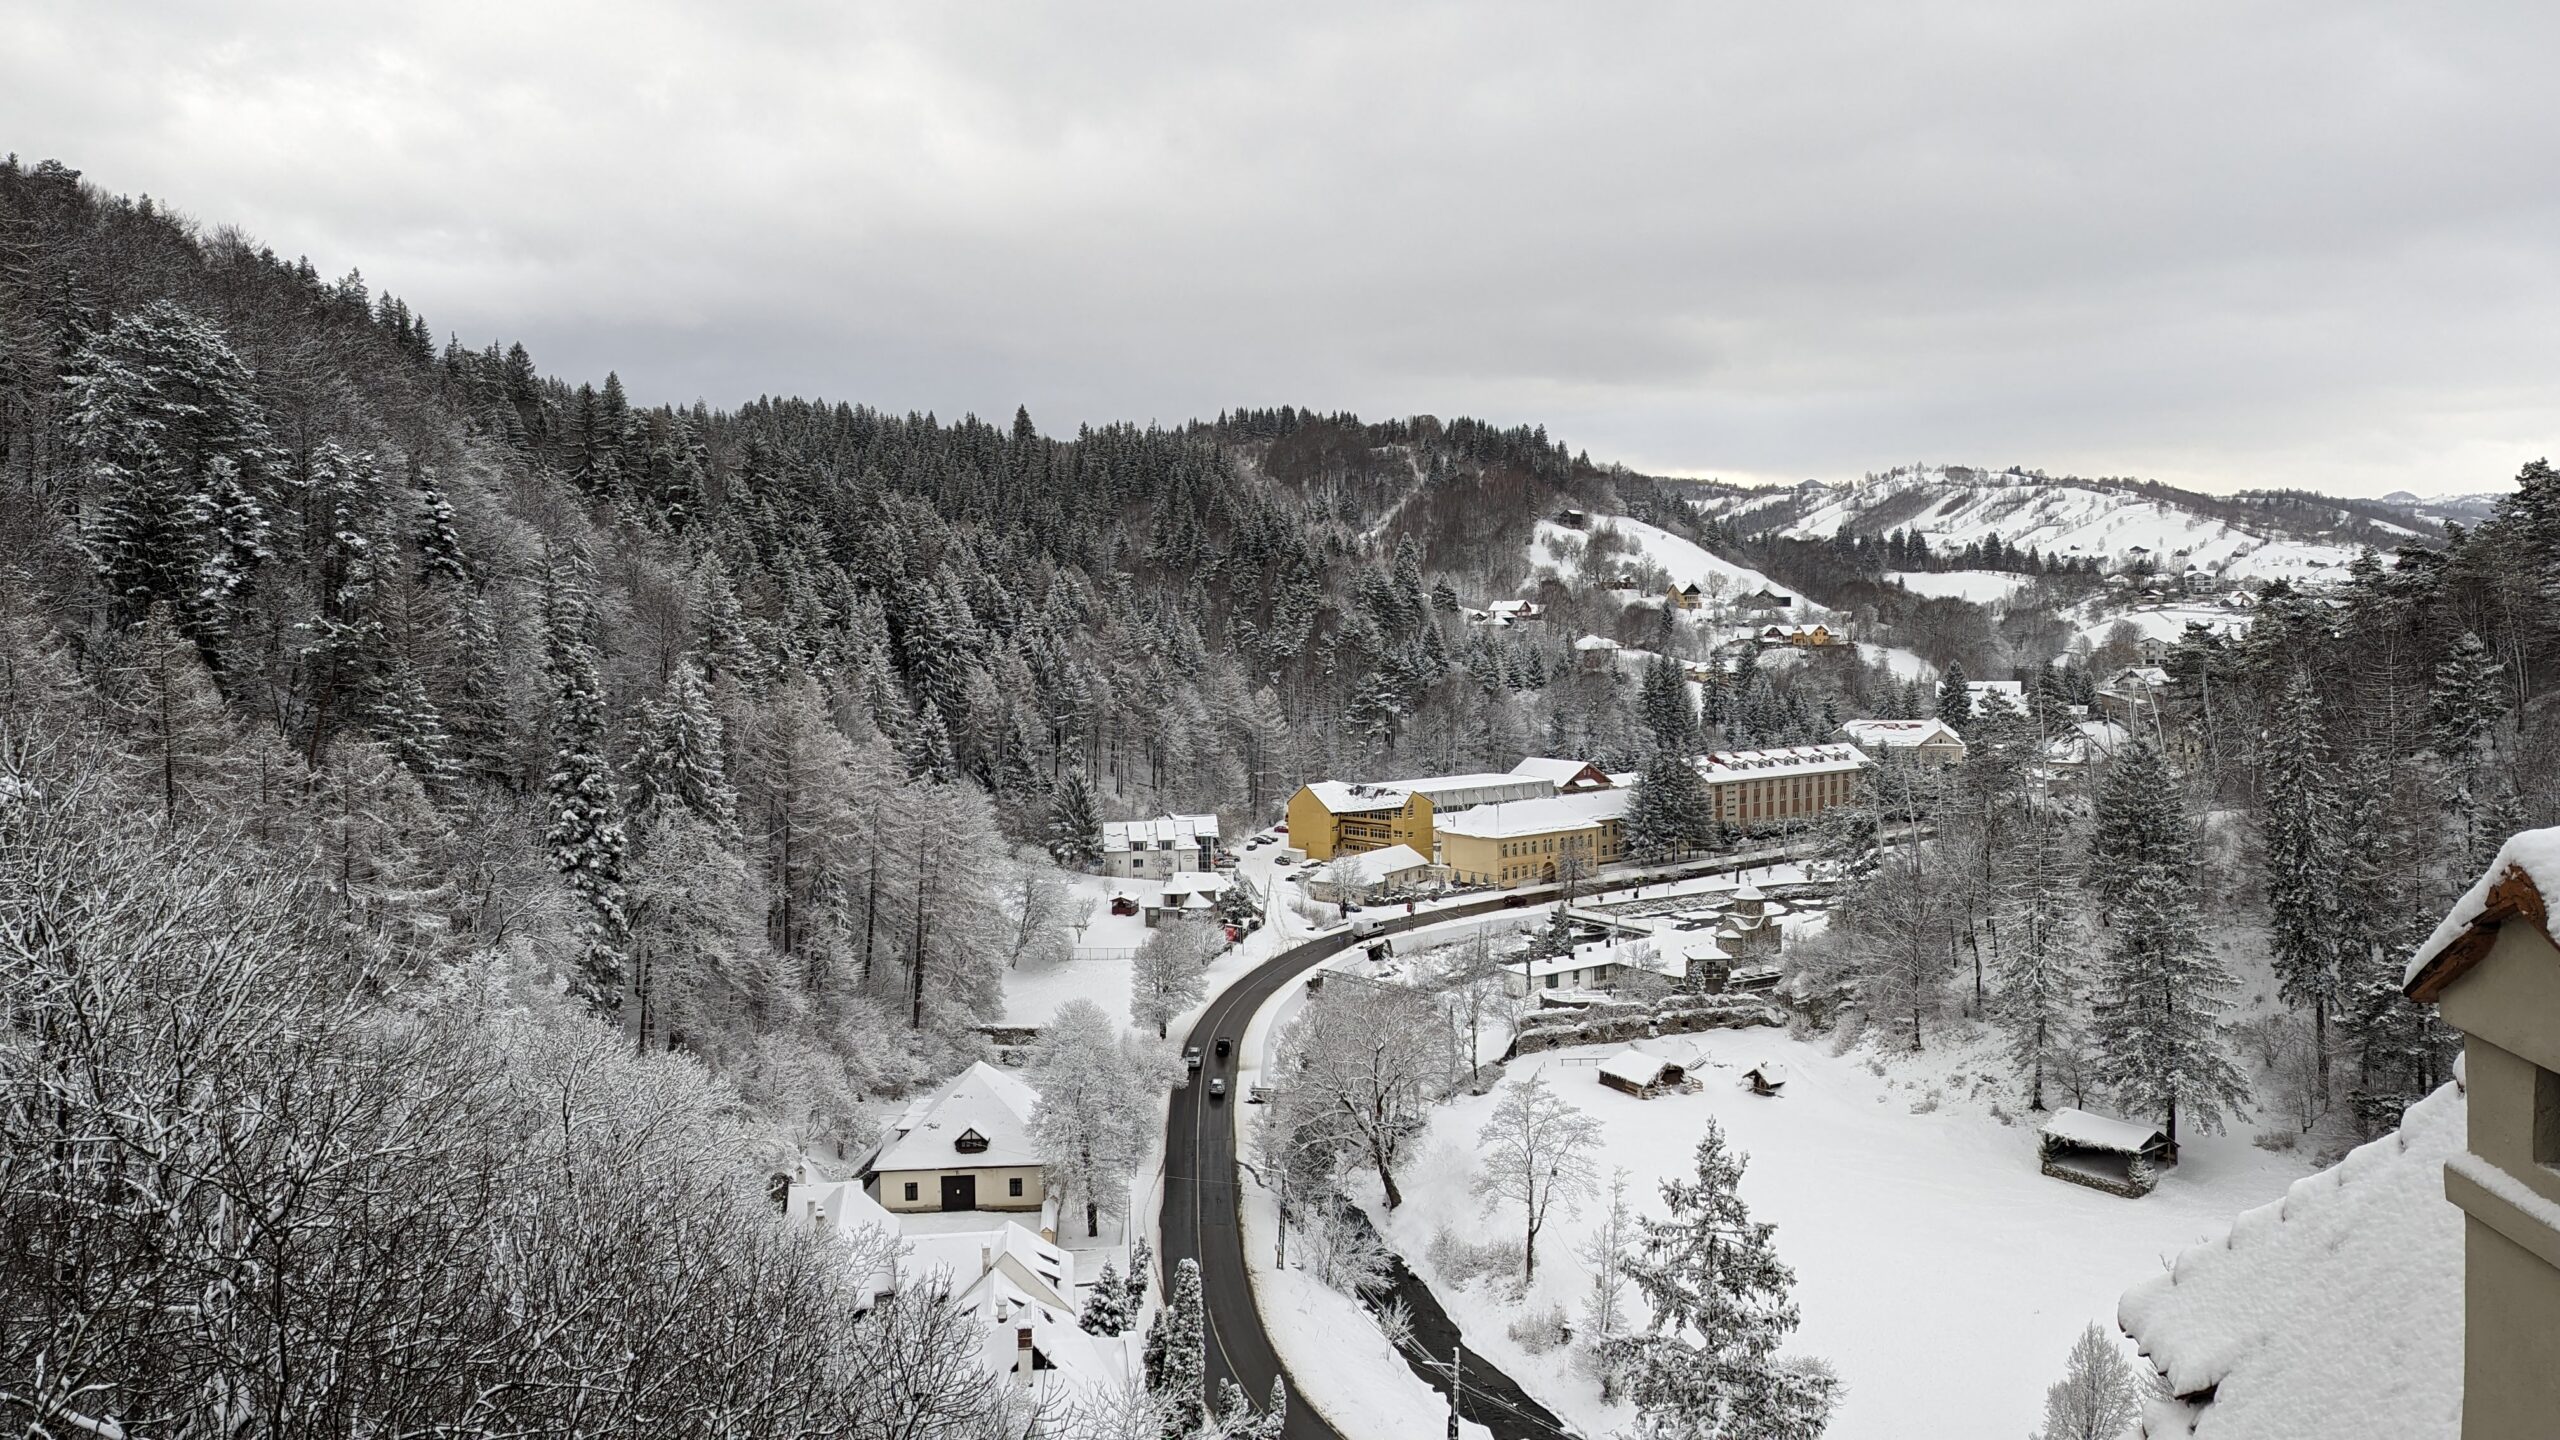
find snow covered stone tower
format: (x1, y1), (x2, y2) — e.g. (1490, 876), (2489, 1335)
(2402, 832), (2560, 1439)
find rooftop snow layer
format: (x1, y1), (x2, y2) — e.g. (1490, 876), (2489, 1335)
(2402, 825), (2560, 989)
(1436, 787), (1636, 840)
(2038, 1107), (2167, 1154)
(872, 1062), (1043, 1173)
(2116, 1080), (2464, 1440)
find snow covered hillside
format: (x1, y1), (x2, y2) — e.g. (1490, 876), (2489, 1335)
(1692, 467), (2371, 583)
(1528, 514), (1805, 605)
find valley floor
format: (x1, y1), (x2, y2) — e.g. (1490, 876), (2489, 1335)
(1364, 1028), (2316, 1440)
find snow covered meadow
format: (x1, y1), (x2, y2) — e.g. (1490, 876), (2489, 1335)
(1369, 1030), (2316, 1440)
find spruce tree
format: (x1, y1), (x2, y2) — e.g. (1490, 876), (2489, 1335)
(631, 657), (738, 836)
(543, 559), (630, 1012)
(1046, 767), (1104, 867)
(1080, 1258), (1130, 1336)
(64, 299), (281, 652)
(1602, 1121), (1835, 1439)
(1144, 1257), (1206, 1439)
(1935, 660), (1973, 733)
(2086, 743), (2248, 1147)
(2428, 630), (2508, 870)
(2262, 671), (2341, 1097)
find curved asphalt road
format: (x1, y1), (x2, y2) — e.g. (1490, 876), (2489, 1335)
(1159, 836), (1882, 1440)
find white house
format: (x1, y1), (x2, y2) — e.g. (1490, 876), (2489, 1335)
(1141, 870), (1234, 926)
(867, 1062), (1050, 1221)
(787, 1168), (1124, 1397)
(1307, 843), (1438, 904)
(1835, 717), (1968, 767)
(1509, 756), (1616, 792)
(1099, 814), (1220, 880)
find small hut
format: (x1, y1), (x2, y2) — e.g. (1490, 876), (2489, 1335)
(2038, 1108), (2173, 1198)
(1742, 1060), (1788, 1096)
(1597, 1048), (1687, 1099)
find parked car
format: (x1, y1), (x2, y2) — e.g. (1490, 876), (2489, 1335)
(1184, 1045), (1202, 1071)
(1502, 894), (1529, 908)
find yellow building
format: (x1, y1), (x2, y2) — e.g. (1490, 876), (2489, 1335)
(1285, 772), (1552, 861)
(1436, 788), (1635, 889)
(1701, 744), (1872, 831)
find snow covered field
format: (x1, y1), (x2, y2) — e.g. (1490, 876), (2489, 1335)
(1711, 468), (2365, 584)
(2071, 603), (2248, 655)
(1530, 515), (1804, 607)
(1371, 1029), (2316, 1440)
(1886, 569), (2028, 604)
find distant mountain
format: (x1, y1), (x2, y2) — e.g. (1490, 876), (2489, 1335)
(1668, 465), (2441, 582)
(2373, 490), (2503, 530)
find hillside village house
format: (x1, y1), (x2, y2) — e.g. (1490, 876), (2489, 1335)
(1509, 755), (1616, 792)
(1835, 717), (1968, 767)
(2400, 831), (2560, 1436)
(865, 1062), (1050, 1222)
(1438, 787), (1636, 888)
(1700, 744), (1872, 831)
(1140, 870), (1232, 926)
(1098, 814), (1219, 880)
(785, 1171), (1119, 1396)
(1306, 843), (1438, 903)
(1943, 678), (2028, 719)
(1666, 581), (1706, 610)
(1284, 771), (1553, 861)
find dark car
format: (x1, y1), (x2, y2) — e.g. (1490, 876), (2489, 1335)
(1214, 1036), (1232, 1059)
(1503, 893), (1529, 908)
(1184, 1045), (1202, 1070)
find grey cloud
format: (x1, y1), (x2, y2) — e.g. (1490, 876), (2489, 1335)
(5, 1), (2555, 495)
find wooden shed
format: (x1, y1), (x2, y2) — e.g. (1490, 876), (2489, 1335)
(2038, 1108), (2173, 1198)
(1597, 1047), (1687, 1099)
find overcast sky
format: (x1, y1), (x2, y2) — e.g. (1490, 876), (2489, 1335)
(7, 3), (2555, 497)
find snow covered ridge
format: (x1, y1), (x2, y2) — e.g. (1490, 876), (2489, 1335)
(2115, 1080), (2465, 1440)
(1681, 465), (2404, 582)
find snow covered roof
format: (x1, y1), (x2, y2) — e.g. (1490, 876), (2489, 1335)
(1573, 633), (1621, 652)
(1837, 717), (1964, 750)
(1304, 772), (1556, 816)
(1509, 756), (1614, 790)
(2402, 827), (2560, 996)
(787, 1176), (901, 1297)
(1101, 814), (1219, 852)
(874, 1062), (1043, 1173)
(907, 1220), (1076, 1311)
(1326, 844), (1432, 884)
(1302, 780), (1412, 814)
(1436, 787), (1636, 840)
(1698, 743), (1873, 782)
(1152, 871), (1232, 899)
(2117, 1080), (2465, 1438)
(1598, 1049), (1676, 1087)
(2108, 665), (2172, 690)
(2037, 1107), (2168, 1155)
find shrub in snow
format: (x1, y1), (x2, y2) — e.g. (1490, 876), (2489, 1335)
(1506, 1302), (1571, 1355)
(1427, 1228), (1520, 1292)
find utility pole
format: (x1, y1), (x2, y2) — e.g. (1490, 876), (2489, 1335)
(1447, 1345), (1462, 1440)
